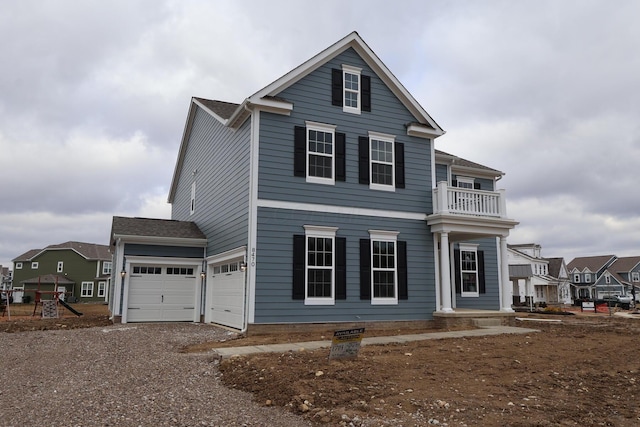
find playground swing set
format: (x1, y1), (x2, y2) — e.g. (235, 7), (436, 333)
(1, 276), (83, 319)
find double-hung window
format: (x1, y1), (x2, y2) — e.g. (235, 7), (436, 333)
(459, 244), (479, 297)
(57, 261), (64, 273)
(370, 230), (399, 305)
(102, 261), (112, 275)
(306, 122), (336, 184)
(81, 282), (94, 297)
(369, 132), (395, 191)
(585, 273), (591, 283)
(574, 273), (581, 283)
(342, 65), (361, 114)
(97, 281), (107, 298)
(304, 226), (337, 305)
(632, 272), (640, 282)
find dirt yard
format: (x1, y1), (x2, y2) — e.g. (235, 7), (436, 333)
(0, 302), (111, 332)
(215, 314), (640, 426)
(2, 305), (640, 426)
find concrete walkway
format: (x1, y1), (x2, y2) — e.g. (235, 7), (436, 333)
(214, 325), (539, 359)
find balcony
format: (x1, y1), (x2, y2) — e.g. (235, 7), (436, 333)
(432, 181), (507, 218)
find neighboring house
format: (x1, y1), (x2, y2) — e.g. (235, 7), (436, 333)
(507, 244), (570, 306)
(109, 32), (518, 329)
(547, 257), (571, 305)
(1, 266), (12, 290)
(567, 255), (617, 301)
(12, 242), (112, 302)
(597, 256), (640, 301)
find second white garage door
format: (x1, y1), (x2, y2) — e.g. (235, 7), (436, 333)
(206, 259), (245, 329)
(127, 265), (198, 322)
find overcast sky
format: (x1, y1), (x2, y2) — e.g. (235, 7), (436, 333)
(1, 0), (639, 270)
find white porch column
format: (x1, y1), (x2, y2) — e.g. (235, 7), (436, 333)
(499, 236), (514, 312)
(440, 232), (454, 312)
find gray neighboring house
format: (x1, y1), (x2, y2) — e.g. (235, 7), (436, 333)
(567, 255), (617, 301)
(109, 32), (518, 330)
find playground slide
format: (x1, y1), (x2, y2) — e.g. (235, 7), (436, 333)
(58, 299), (83, 317)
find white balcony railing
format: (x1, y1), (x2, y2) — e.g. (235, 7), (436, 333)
(432, 181), (507, 218)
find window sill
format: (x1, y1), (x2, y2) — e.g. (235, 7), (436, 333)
(306, 177), (335, 186)
(369, 183), (395, 192)
(305, 298), (335, 306)
(371, 298), (398, 305)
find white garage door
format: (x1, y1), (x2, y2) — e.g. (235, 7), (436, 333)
(128, 265), (197, 322)
(207, 259), (245, 329)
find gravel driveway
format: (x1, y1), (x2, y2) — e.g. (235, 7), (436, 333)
(0, 323), (311, 426)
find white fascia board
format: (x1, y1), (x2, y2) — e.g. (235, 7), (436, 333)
(407, 123), (443, 139)
(112, 234), (207, 247)
(450, 164), (504, 180)
(169, 100), (200, 203)
(248, 98), (293, 116)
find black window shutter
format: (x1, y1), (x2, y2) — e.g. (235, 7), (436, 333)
(336, 237), (347, 300)
(395, 142), (405, 189)
(474, 182), (481, 190)
(292, 235), (305, 299)
(398, 241), (408, 300)
(454, 249), (461, 294)
(361, 75), (371, 112)
(331, 68), (342, 106)
(452, 179), (458, 187)
(358, 136), (369, 184)
(294, 126), (306, 177)
(336, 132), (346, 182)
(478, 250), (486, 294)
(360, 239), (371, 300)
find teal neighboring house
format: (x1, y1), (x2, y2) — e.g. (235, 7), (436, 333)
(12, 241), (112, 302)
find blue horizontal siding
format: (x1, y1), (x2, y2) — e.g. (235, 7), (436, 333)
(253, 206), (435, 324)
(454, 237), (500, 310)
(257, 47), (432, 214)
(124, 244), (204, 258)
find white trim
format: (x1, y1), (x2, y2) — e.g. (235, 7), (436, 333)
(459, 243), (479, 297)
(190, 181), (196, 215)
(97, 281), (107, 298)
(369, 230), (399, 305)
(368, 131), (395, 192)
(257, 199), (427, 221)
(15, 262), (23, 269)
(111, 234), (207, 247)
(247, 107), (261, 325)
(342, 64), (361, 114)
(205, 246), (247, 264)
(81, 281), (94, 298)
(57, 261), (64, 273)
(31, 262), (39, 269)
(305, 121), (336, 185)
(192, 98), (229, 126)
(304, 226), (338, 306)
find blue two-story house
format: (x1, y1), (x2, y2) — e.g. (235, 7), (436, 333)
(109, 32), (518, 330)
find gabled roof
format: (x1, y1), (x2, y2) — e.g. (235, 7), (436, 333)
(12, 242), (110, 262)
(606, 256), (640, 285)
(546, 257), (567, 279)
(169, 32), (446, 202)
(567, 255), (617, 274)
(110, 216), (206, 246)
(435, 149), (503, 179)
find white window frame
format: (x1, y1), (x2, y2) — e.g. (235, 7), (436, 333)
(102, 261), (112, 275)
(574, 273), (581, 283)
(97, 281), (107, 298)
(342, 64), (361, 114)
(585, 273), (591, 283)
(369, 230), (399, 305)
(304, 225), (338, 306)
(15, 262), (23, 269)
(459, 243), (480, 297)
(81, 282), (94, 297)
(190, 181), (196, 215)
(31, 262), (39, 269)
(305, 121), (336, 185)
(57, 261), (64, 273)
(368, 131), (395, 192)
(605, 273), (611, 284)
(632, 272), (640, 282)
(456, 176), (475, 189)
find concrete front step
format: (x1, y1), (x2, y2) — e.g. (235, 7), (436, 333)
(472, 318), (503, 328)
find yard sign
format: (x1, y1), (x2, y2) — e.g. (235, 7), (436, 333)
(329, 328), (365, 359)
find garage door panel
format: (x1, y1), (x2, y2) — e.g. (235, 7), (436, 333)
(207, 266), (244, 329)
(127, 266), (198, 322)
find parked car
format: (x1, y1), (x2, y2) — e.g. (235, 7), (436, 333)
(602, 295), (632, 309)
